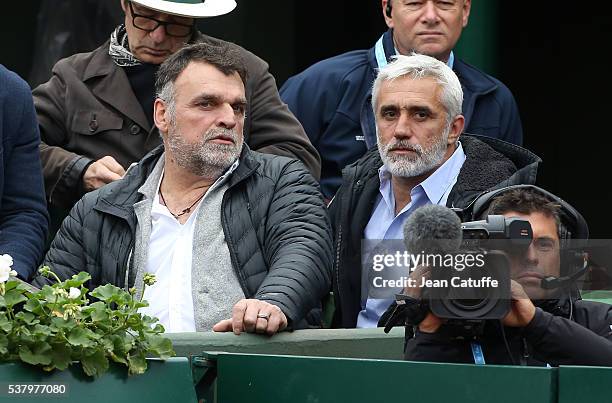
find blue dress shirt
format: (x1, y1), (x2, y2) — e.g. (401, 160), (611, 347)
(356, 142), (466, 328)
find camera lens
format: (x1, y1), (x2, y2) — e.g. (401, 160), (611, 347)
(438, 263), (506, 317)
(447, 270), (490, 310)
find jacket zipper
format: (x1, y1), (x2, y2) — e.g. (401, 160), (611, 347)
(221, 166), (258, 297)
(334, 224), (343, 304)
(123, 244), (134, 291)
(520, 337), (529, 366)
(93, 206), (135, 291)
(333, 169), (362, 323)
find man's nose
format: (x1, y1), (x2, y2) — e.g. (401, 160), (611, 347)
(149, 24), (168, 43)
(393, 112), (413, 139)
(216, 104), (238, 129)
(420, 1), (442, 24)
(523, 243), (539, 266)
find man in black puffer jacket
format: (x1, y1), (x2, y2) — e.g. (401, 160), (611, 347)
(34, 42), (332, 336)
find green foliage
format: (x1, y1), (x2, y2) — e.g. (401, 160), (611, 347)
(0, 267), (175, 377)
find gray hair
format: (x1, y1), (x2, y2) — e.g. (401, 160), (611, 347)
(371, 53), (463, 125)
(155, 42), (248, 124)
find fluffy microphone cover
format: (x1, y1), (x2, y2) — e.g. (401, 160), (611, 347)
(403, 204), (463, 254)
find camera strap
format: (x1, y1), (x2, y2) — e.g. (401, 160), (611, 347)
(470, 342), (486, 365)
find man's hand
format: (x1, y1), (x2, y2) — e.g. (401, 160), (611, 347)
(418, 312), (444, 333)
(402, 265), (444, 333)
(502, 280), (536, 327)
(403, 265), (431, 299)
(212, 299), (288, 336)
(82, 156), (126, 191)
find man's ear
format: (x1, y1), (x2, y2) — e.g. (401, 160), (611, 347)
(447, 114), (465, 145)
(121, 0), (128, 13)
(462, 0), (472, 28)
(382, 0), (394, 28)
(153, 98), (169, 135)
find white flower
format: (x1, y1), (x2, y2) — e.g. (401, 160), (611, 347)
(0, 254), (17, 283)
(0, 254), (14, 271)
(68, 287), (81, 299)
(0, 268), (18, 283)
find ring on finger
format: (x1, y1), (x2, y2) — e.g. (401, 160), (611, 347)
(257, 312), (271, 320)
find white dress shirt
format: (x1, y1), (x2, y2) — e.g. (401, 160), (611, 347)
(139, 187), (200, 332)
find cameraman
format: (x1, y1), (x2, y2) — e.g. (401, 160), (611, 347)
(389, 187), (612, 366)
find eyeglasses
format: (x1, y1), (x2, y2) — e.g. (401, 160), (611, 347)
(128, 1), (195, 38)
(400, 0), (459, 12)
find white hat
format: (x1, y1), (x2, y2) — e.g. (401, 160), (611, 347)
(130, 0), (237, 18)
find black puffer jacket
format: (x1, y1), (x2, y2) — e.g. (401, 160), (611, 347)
(329, 135), (541, 328)
(35, 145), (333, 326)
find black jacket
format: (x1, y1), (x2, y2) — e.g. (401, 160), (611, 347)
(35, 145), (333, 326)
(405, 295), (612, 366)
(329, 135), (541, 328)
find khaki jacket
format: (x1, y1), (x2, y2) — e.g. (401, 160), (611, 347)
(33, 33), (320, 209)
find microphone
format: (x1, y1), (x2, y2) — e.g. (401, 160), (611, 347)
(403, 204), (463, 254)
(381, 204), (462, 331)
(541, 256), (589, 289)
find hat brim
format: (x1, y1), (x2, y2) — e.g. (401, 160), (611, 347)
(130, 0), (237, 18)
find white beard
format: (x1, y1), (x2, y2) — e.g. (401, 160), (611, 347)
(166, 126), (243, 178)
(377, 124), (451, 178)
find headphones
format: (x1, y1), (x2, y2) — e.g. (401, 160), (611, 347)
(385, 0), (393, 18)
(466, 185), (589, 288)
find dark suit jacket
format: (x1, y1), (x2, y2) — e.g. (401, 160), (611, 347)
(0, 65), (48, 278)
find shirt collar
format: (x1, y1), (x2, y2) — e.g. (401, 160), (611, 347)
(419, 141), (464, 204)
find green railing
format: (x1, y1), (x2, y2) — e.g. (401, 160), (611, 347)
(206, 352), (557, 403)
(3, 326), (612, 402)
(170, 327), (405, 360)
(175, 328), (612, 403)
(0, 357), (196, 402)
(583, 291), (612, 305)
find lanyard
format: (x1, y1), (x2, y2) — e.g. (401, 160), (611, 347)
(374, 35), (389, 69)
(471, 341), (486, 365)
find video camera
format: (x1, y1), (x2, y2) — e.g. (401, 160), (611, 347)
(383, 185), (591, 341)
(427, 214), (533, 321)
